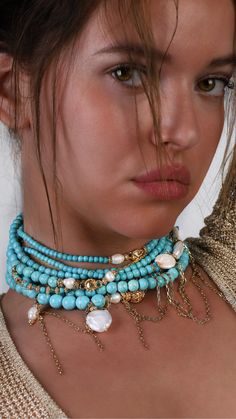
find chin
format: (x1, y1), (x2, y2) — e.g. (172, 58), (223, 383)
(111, 209), (180, 240)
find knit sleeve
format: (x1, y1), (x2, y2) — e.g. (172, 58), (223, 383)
(186, 149), (236, 310)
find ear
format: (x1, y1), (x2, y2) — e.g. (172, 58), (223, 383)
(0, 53), (30, 130)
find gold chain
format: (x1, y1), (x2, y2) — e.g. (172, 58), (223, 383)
(34, 253), (229, 375)
(37, 310), (104, 375)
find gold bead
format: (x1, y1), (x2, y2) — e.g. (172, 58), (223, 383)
(128, 248), (147, 262)
(84, 279), (102, 291)
(121, 290), (146, 303)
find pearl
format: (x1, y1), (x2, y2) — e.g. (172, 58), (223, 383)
(111, 254), (125, 264)
(110, 292), (121, 303)
(172, 226), (180, 240)
(86, 309), (112, 332)
(27, 305), (38, 324)
(173, 241), (184, 259)
(155, 253), (176, 269)
(105, 270), (116, 282)
(63, 278), (75, 289)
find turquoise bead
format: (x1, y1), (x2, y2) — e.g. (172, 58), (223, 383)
(75, 289), (85, 297)
(76, 296), (90, 310)
(117, 281), (128, 293)
(30, 271), (41, 281)
(157, 276), (165, 287)
(96, 286), (107, 295)
(106, 282), (117, 294)
(148, 277), (157, 289)
(49, 294), (63, 308)
(128, 280), (139, 292)
(91, 294), (105, 308)
(132, 269), (140, 278)
(62, 295), (76, 310)
(37, 293), (50, 305)
(140, 267), (147, 276)
(146, 265), (153, 274)
(139, 278), (149, 290)
(16, 263), (25, 275)
(85, 290), (96, 297)
(22, 267), (34, 278)
(168, 267), (179, 280)
(25, 289), (37, 299)
(48, 276), (58, 288)
(15, 284), (22, 293)
(39, 274), (49, 285)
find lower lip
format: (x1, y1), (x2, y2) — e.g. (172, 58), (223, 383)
(133, 180), (189, 200)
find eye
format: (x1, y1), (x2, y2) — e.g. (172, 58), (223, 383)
(197, 76), (235, 96)
(110, 64), (146, 88)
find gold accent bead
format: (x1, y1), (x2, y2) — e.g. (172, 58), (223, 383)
(121, 290), (146, 303)
(84, 279), (99, 291)
(128, 248), (147, 262)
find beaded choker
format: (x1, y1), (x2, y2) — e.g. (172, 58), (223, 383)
(5, 213), (220, 375)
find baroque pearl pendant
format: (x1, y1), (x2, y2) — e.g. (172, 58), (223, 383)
(155, 253), (176, 269)
(86, 309), (112, 332)
(27, 305), (38, 325)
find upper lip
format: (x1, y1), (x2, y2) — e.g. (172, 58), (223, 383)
(133, 165), (191, 185)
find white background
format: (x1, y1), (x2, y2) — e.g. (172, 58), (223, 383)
(0, 122), (228, 293)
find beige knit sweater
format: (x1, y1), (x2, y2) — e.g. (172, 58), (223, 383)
(0, 157), (235, 418)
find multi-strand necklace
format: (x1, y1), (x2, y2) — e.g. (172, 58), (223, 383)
(5, 213), (227, 375)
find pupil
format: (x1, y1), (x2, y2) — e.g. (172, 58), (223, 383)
(117, 67), (131, 81)
(202, 79), (215, 91)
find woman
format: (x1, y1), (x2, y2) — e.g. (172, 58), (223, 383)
(0, 0), (235, 417)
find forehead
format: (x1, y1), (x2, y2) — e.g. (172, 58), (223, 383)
(77, 0), (235, 67)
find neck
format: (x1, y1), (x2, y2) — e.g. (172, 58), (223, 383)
(22, 205), (150, 267)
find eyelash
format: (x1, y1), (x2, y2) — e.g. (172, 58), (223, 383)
(109, 63), (235, 95)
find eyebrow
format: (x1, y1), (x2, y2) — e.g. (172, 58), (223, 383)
(93, 43), (171, 62)
(207, 54), (236, 68)
(94, 42), (236, 68)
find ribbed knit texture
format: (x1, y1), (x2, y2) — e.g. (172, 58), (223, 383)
(187, 156), (236, 311)
(0, 296), (67, 418)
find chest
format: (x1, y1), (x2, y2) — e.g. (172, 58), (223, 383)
(19, 302), (236, 418)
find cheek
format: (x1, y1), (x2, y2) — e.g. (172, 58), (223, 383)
(201, 104), (224, 159)
(190, 103), (225, 193)
(55, 83), (144, 215)
(59, 85), (139, 173)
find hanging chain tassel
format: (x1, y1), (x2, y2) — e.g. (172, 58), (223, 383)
(29, 253), (229, 375)
(120, 257), (219, 349)
(121, 299), (150, 349)
(37, 314), (64, 375)
(32, 308), (105, 375)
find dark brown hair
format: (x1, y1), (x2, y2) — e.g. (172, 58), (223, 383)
(0, 0), (235, 247)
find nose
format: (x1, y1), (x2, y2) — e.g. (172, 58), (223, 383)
(151, 83), (199, 151)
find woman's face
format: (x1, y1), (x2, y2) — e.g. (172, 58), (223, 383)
(29, 0), (235, 240)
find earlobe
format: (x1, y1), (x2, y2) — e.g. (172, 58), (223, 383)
(0, 53), (30, 130)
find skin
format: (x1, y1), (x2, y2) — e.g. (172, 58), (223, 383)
(14, 0), (236, 255)
(0, 0), (236, 417)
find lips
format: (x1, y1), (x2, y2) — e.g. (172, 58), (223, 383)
(132, 165), (191, 200)
(133, 165), (191, 185)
